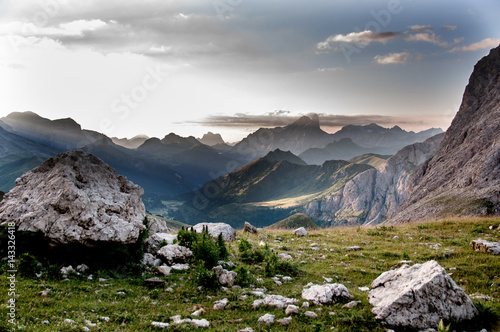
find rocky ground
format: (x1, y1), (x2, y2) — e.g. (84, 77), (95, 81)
(2, 217), (500, 331)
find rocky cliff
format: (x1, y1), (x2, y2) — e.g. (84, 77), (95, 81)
(303, 134), (444, 226)
(389, 45), (500, 223)
(0, 150), (146, 244)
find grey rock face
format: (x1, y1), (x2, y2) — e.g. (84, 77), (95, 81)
(369, 260), (478, 329)
(389, 45), (500, 223)
(303, 134), (443, 226)
(0, 150), (146, 244)
(156, 244), (193, 265)
(212, 265), (237, 287)
(470, 239), (500, 255)
(301, 283), (353, 305)
(148, 216), (170, 234)
(144, 233), (177, 254)
(192, 223), (236, 241)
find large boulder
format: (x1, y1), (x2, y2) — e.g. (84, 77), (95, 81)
(301, 283), (353, 305)
(369, 260), (478, 329)
(0, 150), (145, 244)
(192, 223), (236, 241)
(157, 244), (193, 265)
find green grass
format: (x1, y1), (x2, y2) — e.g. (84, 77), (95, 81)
(1, 217), (500, 331)
(266, 213), (320, 230)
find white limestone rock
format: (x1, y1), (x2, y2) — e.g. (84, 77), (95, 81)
(157, 244), (193, 265)
(192, 223), (236, 241)
(368, 260), (478, 329)
(302, 283), (353, 305)
(0, 150), (146, 244)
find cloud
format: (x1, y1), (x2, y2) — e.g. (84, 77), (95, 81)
(449, 38), (500, 53)
(316, 67), (344, 72)
(317, 30), (399, 51)
(189, 112), (432, 131)
(409, 25), (433, 32)
(442, 25), (458, 31)
(405, 32), (448, 47)
(373, 52), (410, 65)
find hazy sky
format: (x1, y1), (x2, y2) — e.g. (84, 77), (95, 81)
(1, 0), (499, 141)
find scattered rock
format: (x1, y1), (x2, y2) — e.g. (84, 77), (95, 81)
(192, 223), (236, 241)
(346, 246), (361, 251)
(145, 233), (177, 254)
(144, 277), (165, 288)
(157, 265), (172, 276)
(257, 313), (275, 324)
(285, 304), (300, 315)
(238, 328), (254, 332)
(278, 253), (293, 260)
(358, 287), (370, 292)
(253, 294), (299, 309)
(190, 319), (210, 328)
(151, 321), (170, 328)
(243, 221), (258, 234)
(143, 253), (162, 268)
(157, 244), (193, 264)
(277, 317), (292, 325)
(41, 320), (50, 325)
(342, 300), (361, 309)
(302, 301), (310, 308)
(76, 264), (89, 273)
(369, 260), (478, 329)
(292, 227), (307, 236)
(82, 327), (90, 332)
(99, 316), (110, 322)
(470, 239), (500, 255)
(283, 276), (293, 282)
(64, 319), (75, 324)
(170, 315), (191, 325)
(171, 263), (190, 271)
(38, 289), (50, 297)
(212, 266), (237, 287)
(213, 298), (229, 310)
(60, 265), (75, 276)
(0, 150), (146, 244)
(304, 311), (318, 318)
(302, 283), (353, 305)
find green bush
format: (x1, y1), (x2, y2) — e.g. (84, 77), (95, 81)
(191, 261), (219, 291)
(264, 253), (300, 277)
(177, 226), (229, 269)
(234, 265), (254, 286)
(238, 239), (269, 264)
(18, 253), (40, 278)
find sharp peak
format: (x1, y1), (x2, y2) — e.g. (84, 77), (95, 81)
(289, 114), (320, 127)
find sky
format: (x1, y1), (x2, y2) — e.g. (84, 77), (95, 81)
(0, 0), (499, 142)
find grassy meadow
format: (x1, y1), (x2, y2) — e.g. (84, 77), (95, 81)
(1, 217), (500, 331)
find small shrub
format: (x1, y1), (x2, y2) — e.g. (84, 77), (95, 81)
(264, 253), (300, 277)
(238, 239), (269, 264)
(234, 265), (254, 286)
(192, 232), (220, 269)
(402, 252), (411, 260)
(18, 253), (40, 278)
(192, 261), (219, 291)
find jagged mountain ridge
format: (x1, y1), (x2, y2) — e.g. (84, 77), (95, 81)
(389, 45), (500, 223)
(302, 133), (444, 226)
(229, 114), (443, 163)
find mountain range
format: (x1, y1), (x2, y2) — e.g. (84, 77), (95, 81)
(0, 110), (444, 226)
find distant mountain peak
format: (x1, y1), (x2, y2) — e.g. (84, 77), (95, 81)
(198, 132), (224, 146)
(289, 114), (320, 128)
(263, 149), (307, 166)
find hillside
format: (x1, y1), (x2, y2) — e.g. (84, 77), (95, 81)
(267, 213), (319, 229)
(170, 150), (373, 227)
(348, 153), (391, 169)
(389, 45), (500, 223)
